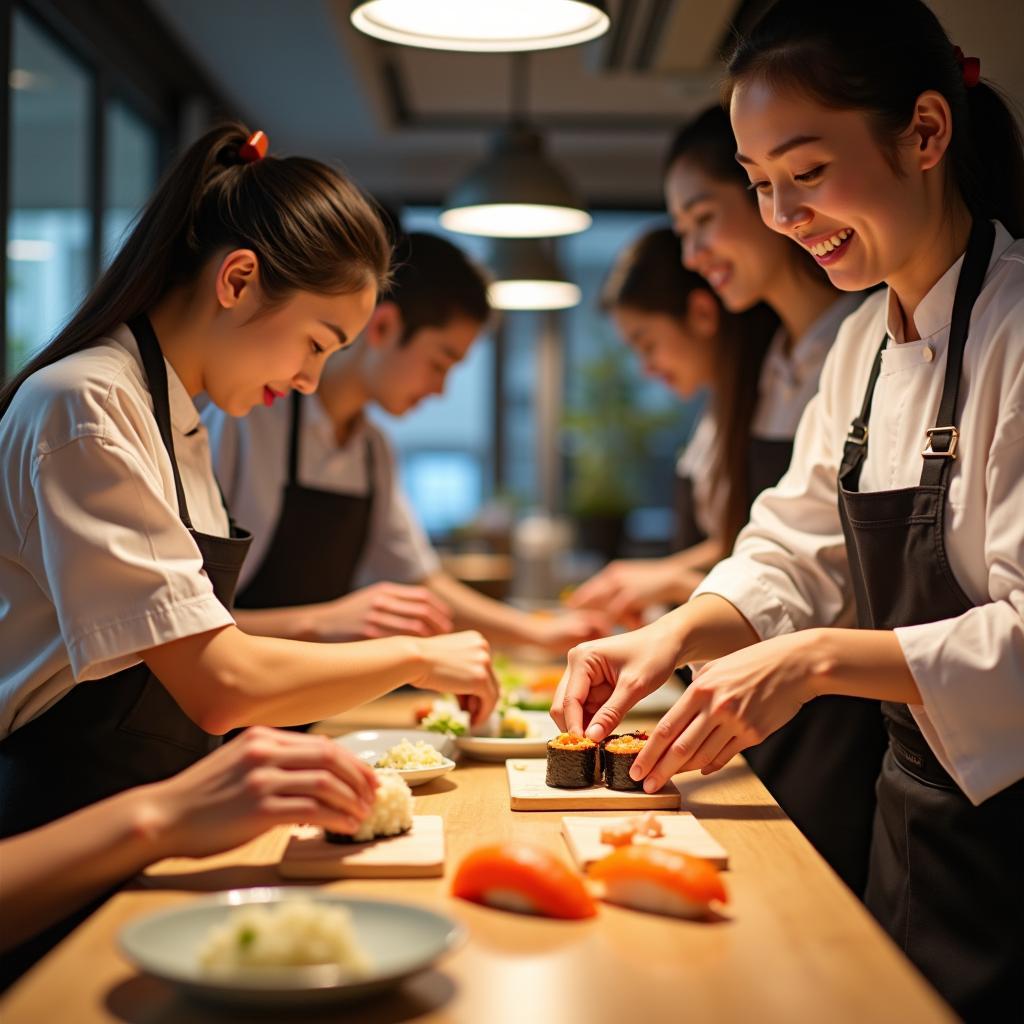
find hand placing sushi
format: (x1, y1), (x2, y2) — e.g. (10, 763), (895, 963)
(630, 632), (826, 793)
(409, 630), (500, 726)
(551, 617), (687, 739)
(526, 607), (616, 653)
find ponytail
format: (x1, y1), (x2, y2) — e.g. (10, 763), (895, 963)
(1, 122), (391, 420)
(726, 0), (1024, 239)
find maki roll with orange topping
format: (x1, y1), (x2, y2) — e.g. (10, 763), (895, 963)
(545, 733), (598, 789)
(602, 731), (648, 791)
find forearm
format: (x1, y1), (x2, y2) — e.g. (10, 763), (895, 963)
(0, 786), (170, 951)
(665, 593), (762, 664)
(426, 572), (534, 647)
(144, 625), (424, 733)
(234, 605), (322, 642)
(804, 627), (921, 703)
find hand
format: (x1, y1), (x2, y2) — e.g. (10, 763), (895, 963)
(531, 609), (615, 652)
(314, 582), (453, 641)
(550, 618), (686, 739)
(630, 632), (820, 793)
(146, 728), (380, 858)
(568, 559), (688, 625)
(412, 631), (500, 726)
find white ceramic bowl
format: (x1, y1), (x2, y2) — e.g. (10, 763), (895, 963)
(455, 710), (559, 762)
(333, 729), (457, 787)
(119, 888), (462, 1009)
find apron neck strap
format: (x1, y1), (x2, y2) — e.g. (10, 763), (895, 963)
(288, 391), (302, 484)
(127, 313), (194, 529)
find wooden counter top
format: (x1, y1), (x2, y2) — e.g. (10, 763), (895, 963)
(0, 693), (953, 1023)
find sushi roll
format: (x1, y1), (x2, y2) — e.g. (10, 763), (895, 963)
(545, 733), (598, 789)
(326, 769), (413, 844)
(452, 842), (597, 919)
(602, 731), (649, 791)
(588, 845), (728, 919)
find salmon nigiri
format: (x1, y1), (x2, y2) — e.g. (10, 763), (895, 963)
(452, 842), (597, 919)
(588, 845), (727, 919)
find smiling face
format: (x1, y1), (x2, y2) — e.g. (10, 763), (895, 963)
(728, 78), (934, 293)
(665, 156), (801, 313)
(362, 304), (483, 416)
(201, 253), (378, 417)
(610, 303), (716, 399)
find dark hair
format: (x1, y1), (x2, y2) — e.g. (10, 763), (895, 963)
(664, 104), (830, 289)
(725, 0), (1024, 237)
(0, 121), (392, 419)
(602, 226), (778, 548)
(387, 231), (490, 345)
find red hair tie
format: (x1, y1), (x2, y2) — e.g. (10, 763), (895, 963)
(953, 46), (981, 89)
(239, 130), (268, 163)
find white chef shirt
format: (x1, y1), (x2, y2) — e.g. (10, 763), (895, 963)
(204, 395), (440, 595)
(752, 292), (866, 438)
(675, 293), (862, 540)
(693, 222), (1024, 805)
(0, 325), (233, 737)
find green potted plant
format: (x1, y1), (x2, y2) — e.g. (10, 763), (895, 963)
(563, 344), (676, 559)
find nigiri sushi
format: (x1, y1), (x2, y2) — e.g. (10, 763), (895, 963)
(588, 845), (727, 919)
(452, 842), (597, 919)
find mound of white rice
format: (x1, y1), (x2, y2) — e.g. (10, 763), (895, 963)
(352, 769), (414, 842)
(198, 897), (371, 975)
(375, 738), (445, 770)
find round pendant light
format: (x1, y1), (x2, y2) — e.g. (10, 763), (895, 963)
(441, 125), (591, 238)
(350, 1), (609, 53)
(487, 238), (581, 311)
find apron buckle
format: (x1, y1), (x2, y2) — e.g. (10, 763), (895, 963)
(846, 421), (869, 446)
(921, 425), (959, 459)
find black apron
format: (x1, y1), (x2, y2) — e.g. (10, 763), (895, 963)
(743, 436), (888, 895)
(234, 392), (375, 609)
(837, 219), (1023, 1021)
(0, 313), (251, 984)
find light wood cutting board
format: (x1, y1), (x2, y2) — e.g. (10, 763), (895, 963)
(278, 815), (444, 879)
(506, 758), (680, 810)
(561, 814), (728, 869)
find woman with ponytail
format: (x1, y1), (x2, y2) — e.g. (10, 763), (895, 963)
(0, 124), (498, 846)
(551, 2), (1024, 1015)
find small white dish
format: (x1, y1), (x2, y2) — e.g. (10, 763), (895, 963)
(455, 711), (559, 762)
(118, 888), (462, 1009)
(333, 729), (456, 787)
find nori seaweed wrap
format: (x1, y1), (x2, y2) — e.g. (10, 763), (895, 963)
(546, 733), (599, 788)
(602, 732), (648, 791)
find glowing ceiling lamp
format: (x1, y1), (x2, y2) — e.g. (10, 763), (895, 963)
(441, 55), (591, 238)
(350, 0), (609, 53)
(487, 238), (581, 311)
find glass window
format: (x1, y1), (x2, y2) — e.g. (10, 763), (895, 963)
(103, 98), (160, 267)
(6, 11), (93, 375)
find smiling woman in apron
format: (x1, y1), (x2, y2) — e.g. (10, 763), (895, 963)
(203, 230), (609, 654)
(0, 122), (499, 842)
(570, 226), (778, 617)
(551, 1), (1024, 1017)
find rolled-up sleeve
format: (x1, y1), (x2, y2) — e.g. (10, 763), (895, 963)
(30, 435), (234, 681)
(898, 410), (1024, 804)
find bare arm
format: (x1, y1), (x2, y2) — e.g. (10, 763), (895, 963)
(425, 571), (610, 653)
(0, 728), (378, 952)
(142, 624), (497, 734)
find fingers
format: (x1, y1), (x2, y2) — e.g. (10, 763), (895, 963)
(583, 680), (637, 742)
(700, 736), (745, 775)
(259, 766), (370, 822)
(372, 594), (453, 636)
(260, 795), (364, 835)
(566, 571), (615, 611)
(629, 690), (700, 782)
(561, 656), (595, 735)
(641, 713), (715, 793)
(550, 666), (572, 731)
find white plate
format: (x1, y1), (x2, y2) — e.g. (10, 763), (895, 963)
(119, 888), (462, 1009)
(455, 711), (559, 762)
(333, 729), (456, 787)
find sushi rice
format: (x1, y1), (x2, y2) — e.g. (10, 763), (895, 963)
(327, 769), (413, 844)
(198, 897), (372, 975)
(374, 738), (445, 770)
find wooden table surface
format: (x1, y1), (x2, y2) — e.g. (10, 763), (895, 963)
(0, 693), (954, 1024)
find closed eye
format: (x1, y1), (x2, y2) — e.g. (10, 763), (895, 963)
(795, 165), (825, 184)
(310, 338), (326, 355)
(747, 180), (771, 194)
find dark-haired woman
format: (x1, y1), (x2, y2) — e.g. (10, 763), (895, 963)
(571, 224), (882, 895)
(205, 231), (608, 653)
(0, 125), (499, 846)
(552, 1), (1024, 1015)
